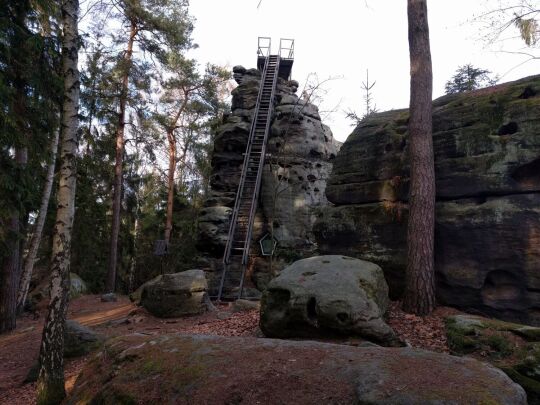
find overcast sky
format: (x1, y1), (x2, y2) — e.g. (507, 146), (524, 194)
(188, 0), (540, 142)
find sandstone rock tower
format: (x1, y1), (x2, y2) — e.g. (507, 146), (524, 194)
(197, 38), (339, 299)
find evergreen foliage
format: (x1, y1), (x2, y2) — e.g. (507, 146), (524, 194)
(444, 64), (498, 94)
(0, 0), (232, 314)
(0, 0), (62, 332)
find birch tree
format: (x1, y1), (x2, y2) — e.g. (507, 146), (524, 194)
(17, 130), (60, 313)
(36, 0), (80, 402)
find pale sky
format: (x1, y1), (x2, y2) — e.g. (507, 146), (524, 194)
(188, 0), (540, 142)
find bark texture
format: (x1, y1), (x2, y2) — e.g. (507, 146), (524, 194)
(164, 96), (189, 244)
(17, 130), (60, 312)
(36, 0), (80, 403)
(106, 19), (137, 293)
(402, 0), (436, 315)
(164, 129), (176, 244)
(0, 213), (21, 332)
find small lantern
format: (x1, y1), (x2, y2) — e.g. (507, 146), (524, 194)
(259, 233), (278, 256)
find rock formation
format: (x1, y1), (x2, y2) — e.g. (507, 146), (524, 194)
(197, 65), (339, 292)
(445, 313), (540, 402)
(140, 270), (210, 317)
(260, 255), (399, 346)
(314, 75), (540, 325)
(68, 334), (526, 404)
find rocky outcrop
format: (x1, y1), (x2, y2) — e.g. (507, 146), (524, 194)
(68, 334), (526, 404)
(446, 314), (540, 403)
(314, 75), (540, 325)
(197, 66), (339, 288)
(140, 270), (210, 318)
(260, 256), (399, 345)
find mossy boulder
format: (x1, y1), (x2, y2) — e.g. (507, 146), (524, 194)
(140, 270), (210, 318)
(64, 320), (103, 358)
(260, 255), (399, 346)
(446, 314), (540, 403)
(67, 334), (526, 404)
(69, 273), (88, 298)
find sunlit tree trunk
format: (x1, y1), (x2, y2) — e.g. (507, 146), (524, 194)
(36, 0), (80, 402)
(164, 129), (176, 244)
(163, 97), (189, 244)
(17, 130), (59, 313)
(402, 0), (436, 316)
(106, 19), (137, 293)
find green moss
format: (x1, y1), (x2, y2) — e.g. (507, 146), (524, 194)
(36, 380), (66, 405)
(140, 359), (164, 376)
(445, 318), (480, 355)
(485, 334), (513, 358)
(501, 367), (540, 405)
(90, 386), (137, 405)
(171, 363), (205, 392)
(514, 327), (540, 342)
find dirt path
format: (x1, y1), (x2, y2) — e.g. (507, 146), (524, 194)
(0, 295), (458, 404)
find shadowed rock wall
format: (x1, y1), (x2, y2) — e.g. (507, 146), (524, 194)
(314, 75), (540, 325)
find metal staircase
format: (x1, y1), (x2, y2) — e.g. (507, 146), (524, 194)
(217, 53), (281, 301)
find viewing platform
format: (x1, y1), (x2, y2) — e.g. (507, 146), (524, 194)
(257, 37), (294, 80)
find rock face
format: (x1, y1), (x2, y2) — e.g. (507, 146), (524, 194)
(314, 75), (540, 325)
(68, 334), (526, 405)
(260, 255), (398, 345)
(140, 270), (209, 318)
(197, 66), (339, 293)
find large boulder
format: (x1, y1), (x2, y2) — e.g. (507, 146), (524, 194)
(260, 255), (398, 345)
(315, 75), (540, 325)
(64, 320), (103, 357)
(68, 334), (526, 405)
(140, 270), (209, 318)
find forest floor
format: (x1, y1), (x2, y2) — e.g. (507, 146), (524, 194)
(0, 295), (461, 404)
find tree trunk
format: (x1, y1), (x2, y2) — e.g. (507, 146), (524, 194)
(0, 149), (28, 331)
(0, 207), (22, 332)
(36, 0), (80, 402)
(127, 215), (139, 293)
(402, 0), (436, 316)
(17, 130), (60, 313)
(163, 96), (189, 244)
(164, 130), (176, 244)
(177, 138), (190, 192)
(106, 19), (137, 293)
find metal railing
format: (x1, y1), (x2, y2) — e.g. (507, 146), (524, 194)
(257, 36), (271, 58)
(279, 38), (294, 59)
